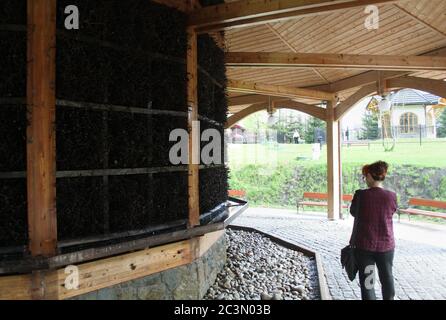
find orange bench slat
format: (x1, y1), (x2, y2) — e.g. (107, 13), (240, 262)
(302, 193), (353, 202)
(299, 201), (328, 206)
(228, 190), (246, 197)
(298, 201), (349, 209)
(408, 198), (446, 210)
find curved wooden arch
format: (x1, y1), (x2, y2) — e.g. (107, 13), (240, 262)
(225, 100), (327, 128)
(334, 76), (446, 121)
(274, 100), (327, 120)
(334, 84), (377, 121)
(387, 77), (446, 99)
(225, 102), (268, 128)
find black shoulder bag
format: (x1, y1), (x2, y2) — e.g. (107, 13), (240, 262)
(341, 190), (361, 281)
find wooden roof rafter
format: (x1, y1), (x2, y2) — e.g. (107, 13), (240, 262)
(306, 46), (446, 93)
(227, 78), (334, 101)
(228, 94), (269, 107)
(189, 0), (405, 32)
(264, 23), (330, 84)
(226, 52), (446, 72)
(393, 4), (446, 39)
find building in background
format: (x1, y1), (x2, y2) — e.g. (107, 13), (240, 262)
(383, 89), (442, 139)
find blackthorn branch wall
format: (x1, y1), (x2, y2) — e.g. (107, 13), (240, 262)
(0, 0), (228, 252)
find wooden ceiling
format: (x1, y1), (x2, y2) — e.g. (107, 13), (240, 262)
(222, 0), (446, 113)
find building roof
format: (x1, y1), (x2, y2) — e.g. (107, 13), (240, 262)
(391, 89), (440, 106)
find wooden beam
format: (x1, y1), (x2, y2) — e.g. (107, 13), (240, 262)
(309, 70), (406, 93)
(189, 0), (401, 32)
(307, 46), (446, 93)
(226, 52), (446, 71)
(0, 232), (225, 300)
(265, 23), (330, 84)
(337, 118), (343, 218)
(198, 230), (225, 257)
(228, 94), (269, 107)
(26, 0), (57, 258)
(326, 100), (341, 220)
(387, 76), (446, 98)
(334, 84), (377, 120)
(51, 239), (195, 299)
(226, 102), (268, 128)
(227, 79), (334, 101)
(225, 99), (326, 128)
(273, 100), (327, 120)
(187, 27), (200, 227)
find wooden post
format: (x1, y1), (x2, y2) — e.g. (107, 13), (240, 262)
(26, 0), (58, 257)
(338, 118), (343, 219)
(326, 101), (341, 220)
(187, 27), (200, 227)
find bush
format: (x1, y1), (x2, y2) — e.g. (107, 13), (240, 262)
(229, 163), (446, 209)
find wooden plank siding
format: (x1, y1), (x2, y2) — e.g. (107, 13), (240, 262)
(0, 231), (225, 300)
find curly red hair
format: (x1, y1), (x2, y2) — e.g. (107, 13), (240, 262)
(362, 161), (389, 181)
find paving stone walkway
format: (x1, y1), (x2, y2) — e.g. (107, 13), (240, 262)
(230, 208), (446, 300)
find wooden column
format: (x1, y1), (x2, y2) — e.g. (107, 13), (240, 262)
(338, 118), (344, 219)
(26, 0), (58, 257)
(326, 101), (341, 220)
(187, 27), (200, 227)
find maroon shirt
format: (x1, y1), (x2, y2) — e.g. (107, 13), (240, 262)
(350, 187), (398, 252)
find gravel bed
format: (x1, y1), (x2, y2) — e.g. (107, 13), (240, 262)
(204, 229), (320, 300)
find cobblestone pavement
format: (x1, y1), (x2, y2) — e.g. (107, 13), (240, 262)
(230, 208), (446, 300)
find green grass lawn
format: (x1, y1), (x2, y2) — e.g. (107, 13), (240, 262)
(228, 140), (446, 169)
(228, 141), (446, 225)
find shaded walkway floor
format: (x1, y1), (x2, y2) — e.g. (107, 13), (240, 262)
(230, 208), (446, 300)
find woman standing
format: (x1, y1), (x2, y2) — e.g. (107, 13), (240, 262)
(350, 161), (398, 300)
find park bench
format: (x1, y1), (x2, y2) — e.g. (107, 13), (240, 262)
(344, 141), (371, 150)
(297, 192), (353, 213)
(228, 190), (246, 199)
(398, 198), (446, 221)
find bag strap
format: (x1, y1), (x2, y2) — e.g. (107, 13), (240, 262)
(349, 190), (361, 246)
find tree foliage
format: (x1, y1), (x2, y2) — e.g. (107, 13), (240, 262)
(272, 118), (305, 143)
(304, 117), (326, 144)
(360, 110), (380, 140)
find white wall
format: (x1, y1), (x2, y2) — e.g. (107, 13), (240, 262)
(391, 105), (426, 126)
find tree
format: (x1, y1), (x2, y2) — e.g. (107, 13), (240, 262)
(241, 111), (267, 142)
(438, 109), (446, 138)
(272, 118), (305, 143)
(360, 110), (379, 140)
(304, 117), (326, 144)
